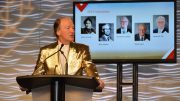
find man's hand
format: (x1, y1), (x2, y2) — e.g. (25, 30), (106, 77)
(19, 86), (31, 94)
(97, 79), (105, 90)
(19, 86), (28, 91)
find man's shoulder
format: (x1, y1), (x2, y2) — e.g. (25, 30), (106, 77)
(71, 42), (89, 52)
(99, 35), (106, 41)
(145, 34), (150, 40)
(145, 33), (150, 36)
(135, 34), (139, 37)
(41, 42), (57, 50)
(72, 42), (89, 48)
(127, 28), (132, 33)
(117, 28), (121, 32)
(164, 27), (169, 32)
(153, 28), (158, 33)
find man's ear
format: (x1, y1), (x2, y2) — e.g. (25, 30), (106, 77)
(56, 31), (61, 36)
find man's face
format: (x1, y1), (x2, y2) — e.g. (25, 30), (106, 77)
(85, 20), (92, 29)
(57, 18), (74, 44)
(157, 19), (165, 29)
(138, 25), (146, 36)
(102, 24), (111, 36)
(120, 18), (128, 28)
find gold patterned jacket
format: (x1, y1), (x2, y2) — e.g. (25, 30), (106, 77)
(32, 42), (99, 80)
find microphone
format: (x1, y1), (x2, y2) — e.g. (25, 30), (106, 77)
(44, 44), (64, 61)
(60, 50), (68, 75)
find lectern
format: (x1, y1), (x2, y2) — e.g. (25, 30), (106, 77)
(16, 75), (100, 101)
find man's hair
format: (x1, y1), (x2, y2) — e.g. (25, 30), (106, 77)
(54, 18), (61, 38)
(53, 16), (72, 38)
(156, 16), (165, 23)
(102, 23), (111, 30)
(138, 23), (146, 31)
(120, 16), (129, 22)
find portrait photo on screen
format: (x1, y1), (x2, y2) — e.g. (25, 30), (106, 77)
(81, 16), (96, 34)
(153, 15), (169, 34)
(99, 23), (114, 41)
(134, 23), (150, 41)
(116, 16), (132, 34)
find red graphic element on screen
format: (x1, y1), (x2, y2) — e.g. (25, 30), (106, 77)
(76, 3), (88, 12)
(166, 50), (175, 60)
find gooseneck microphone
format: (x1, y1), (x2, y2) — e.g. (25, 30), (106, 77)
(60, 50), (68, 75)
(44, 44), (64, 61)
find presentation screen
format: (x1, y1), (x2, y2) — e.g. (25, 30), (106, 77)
(73, 0), (176, 63)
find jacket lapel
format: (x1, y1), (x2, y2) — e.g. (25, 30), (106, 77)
(68, 42), (82, 75)
(43, 42), (62, 74)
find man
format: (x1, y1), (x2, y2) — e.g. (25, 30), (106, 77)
(81, 17), (96, 34)
(99, 23), (113, 41)
(153, 16), (169, 33)
(135, 23), (150, 41)
(30, 17), (104, 89)
(117, 16), (132, 34)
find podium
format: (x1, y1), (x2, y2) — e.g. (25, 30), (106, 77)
(16, 75), (100, 101)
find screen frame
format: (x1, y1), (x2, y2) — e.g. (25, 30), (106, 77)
(73, 0), (176, 64)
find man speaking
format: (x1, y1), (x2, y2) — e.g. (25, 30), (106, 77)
(32, 16), (104, 89)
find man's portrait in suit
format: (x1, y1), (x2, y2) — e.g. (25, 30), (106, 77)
(153, 15), (169, 33)
(117, 16), (132, 34)
(99, 23), (114, 41)
(135, 23), (150, 41)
